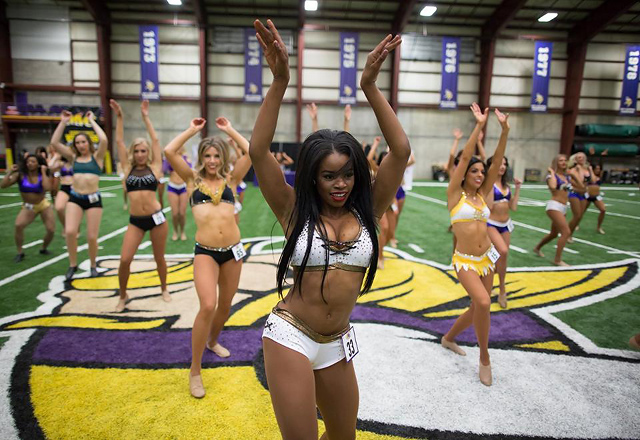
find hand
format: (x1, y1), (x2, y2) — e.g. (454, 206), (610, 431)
(306, 103), (318, 120)
(361, 34), (401, 87)
(602, 148), (608, 156)
(514, 178), (522, 186)
(190, 118), (206, 132)
(548, 167), (555, 175)
(85, 110), (95, 122)
(373, 136), (382, 144)
(10, 164), (18, 174)
(494, 108), (510, 130)
(344, 104), (351, 121)
(215, 117), (231, 132)
(254, 19), (290, 82)
(109, 99), (123, 117)
(40, 164), (47, 174)
(140, 100), (150, 117)
(60, 110), (72, 123)
(470, 103), (489, 126)
(453, 128), (463, 140)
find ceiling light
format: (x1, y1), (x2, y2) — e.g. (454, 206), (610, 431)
(538, 12), (558, 22)
(305, 1), (318, 11)
(166, 0), (182, 5)
(420, 6), (437, 17)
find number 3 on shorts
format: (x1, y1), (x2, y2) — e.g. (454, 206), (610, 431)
(341, 326), (359, 362)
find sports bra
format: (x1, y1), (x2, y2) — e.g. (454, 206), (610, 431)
(547, 173), (572, 192)
(450, 191), (490, 224)
(163, 156), (191, 175)
(190, 179), (234, 207)
(126, 166), (158, 192)
(290, 211), (373, 273)
(60, 165), (74, 177)
(18, 174), (43, 194)
(73, 156), (101, 175)
(493, 184), (511, 203)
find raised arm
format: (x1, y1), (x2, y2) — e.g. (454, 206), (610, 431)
(215, 117), (252, 185)
(109, 99), (128, 171)
(587, 165), (597, 184)
(476, 129), (486, 162)
(141, 100), (162, 169)
(407, 151), (416, 167)
(367, 136), (380, 172)
(568, 169), (585, 192)
(86, 111), (108, 163)
(1, 164), (19, 188)
(165, 118), (206, 184)
(249, 19), (295, 224)
(50, 111), (74, 161)
(343, 104), (351, 132)
(361, 35), (411, 218)
(446, 128), (463, 176)
(480, 109), (509, 196)
(509, 178), (522, 211)
(447, 103), (488, 203)
(280, 151), (294, 166)
(40, 164), (52, 192)
(306, 102), (319, 133)
(546, 167), (558, 191)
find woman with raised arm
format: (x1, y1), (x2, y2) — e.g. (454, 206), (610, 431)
(165, 116), (252, 399)
(306, 102), (319, 133)
(486, 156), (521, 308)
(51, 110), (108, 280)
(110, 99), (170, 312)
(567, 152), (592, 241)
(163, 146), (190, 241)
(389, 151), (415, 248)
(440, 103), (510, 387)
(533, 155), (584, 266)
(250, 20), (409, 439)
(586, 163), (606, 234)
(2, 156), (55, 262)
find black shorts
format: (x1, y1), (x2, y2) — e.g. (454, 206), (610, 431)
(69, 191), (102, 210)
(60, 184), (72, 196)
(129, 211), (166, 232)
(194, 243), (236, 266)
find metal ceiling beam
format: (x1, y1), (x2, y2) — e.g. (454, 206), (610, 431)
(568, 0), (637, 43)
(392, 0), (418, 34)
(80, 0), (110, 25)
(193, 0), (207, 28)
(481, 0), (527, 39)
(390, 0), (417, 113)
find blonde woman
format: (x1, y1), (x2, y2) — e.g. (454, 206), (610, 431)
(51, 110), (108, 280)
(110, 99), (169, 312)
(567, 152), (593, 241)
(164, 118), (251, 398)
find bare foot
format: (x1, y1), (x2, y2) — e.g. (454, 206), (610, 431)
(162, 290), (171, 302)
(533, 247), (544, 257)
(116, 294), (129, 312)
(378, 259), (384, 270)
(554, 260), (569, 267)
(441, 336), (466, 356)
(390, 239), (398, 249)
(566, 236), (573, 244)
(171, 232), (178, 241)
(207, 342), (230, 358)
(498, 292), (507, 309)
(180, 232), (187, 241)
(597, 228), (605, 235)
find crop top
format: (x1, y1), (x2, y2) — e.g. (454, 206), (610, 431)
(163, 156), (191, 175)
(18, 174), (43, 194)
(73, 156), (101, 175)
(547, 173), (572, 192)
(450, 191), (490, 224)
(493, 184), (511, 203)
(60, 165), (74, 177)
(126, 166), (158, 192)
(290, 211), (373, 273)
(189, 179), (234, 207)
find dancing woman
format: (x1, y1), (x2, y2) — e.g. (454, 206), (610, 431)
(586, 163), (606, 234)
(51, 110), (108, 280)
(165, 117), (251, 398)
(163, 146), (190, 241)
(250, 20), (409, 438)
(486, 156), (521, 308)
(567, 152), (592, 240)
(533, 155), (584, 266)
(50, 153), (75, 234)
(110, 99), (170, 312)
(1, 156), (55, 261)
(441, 103), (510, 387)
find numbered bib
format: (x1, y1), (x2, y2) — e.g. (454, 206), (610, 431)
(152, 211), (166, 226)
(88, 192), (100, 203)
(231, 243), (246, 261)
(487, 246), (500, 264)
(341, 326), (359, 363)
(24, 203), (34, 211)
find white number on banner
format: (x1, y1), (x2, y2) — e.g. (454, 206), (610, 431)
(341, 326), (359, 363)
(232, 243), (247, 261)
(536, 47), (549, 77)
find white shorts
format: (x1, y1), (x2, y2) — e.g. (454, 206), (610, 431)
(546, 200), (567, 215)
(487, 218), (515, 233)
(159, 177), (169, 184)
(262, 311), (346, 370)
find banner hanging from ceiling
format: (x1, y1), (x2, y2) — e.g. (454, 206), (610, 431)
(244, 28), (263, 103)
(530, 41), (552, 113)
(339, 32), (358, 105)
(619, 45), (639, 116)
(139, 25), (160, 101)
(440, 37), (460, 109)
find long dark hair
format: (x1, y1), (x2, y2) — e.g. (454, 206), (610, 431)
(462, 156), (486, 187)
(19, 154), (45, 176)
(487, 155), (509, 187)
(276, 129), (379, 301)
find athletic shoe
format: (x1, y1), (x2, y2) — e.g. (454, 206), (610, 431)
(90, 267), (99, 277)
(39, 249), (51, 255)
(65, 266), (78, 281)
(14, 253), (25, 263)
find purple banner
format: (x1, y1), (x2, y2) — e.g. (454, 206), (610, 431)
(244, 28), (263, 103)
(440, 37), (460, 109)
(530, 41), (552, 112)
(620, 45), (640, 116)
(339, 32), (358, 105)
(139, 25), (160, 101)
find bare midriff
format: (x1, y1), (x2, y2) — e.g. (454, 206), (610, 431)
(550, 188), (569, 204)
(192, 202), (240, 247)
(169, 170), (185, 185)
(489, 201), (510, 223)
(20, 190), (45, 205)
(128, 190), (162, 216)
(452, 222), (492, 255)
(587, 183), (600, 197)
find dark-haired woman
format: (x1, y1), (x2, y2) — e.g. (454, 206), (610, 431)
(49, 152), (75, 235)
(486, 156), (521, 309)
(586, 164), (606, 234)
(51, 110), (108, 280)
(250, 20), (410, 438)
(165, 117), (252, 399)
(441, 103), (509, 387)
(110, 99), (170, 312)
(2, 156), (55, 262)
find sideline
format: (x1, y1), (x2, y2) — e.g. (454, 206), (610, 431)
(0, 206), (172, 288)
(412, 181), (639, 191)
(407, 191), (640, 259)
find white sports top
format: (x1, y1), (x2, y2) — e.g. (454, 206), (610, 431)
(450, 191), (490, 224)
(290, 211), (373, 273)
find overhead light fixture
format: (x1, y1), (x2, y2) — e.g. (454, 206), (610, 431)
(420, 5), (437, 17)
(166, 0), (182, 5)
(538, 12), (558, 22)
(305, 0), (318, 11)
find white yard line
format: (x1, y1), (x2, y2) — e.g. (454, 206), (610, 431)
(0, 202), (24, 210)
(587, 208), (640, 221)
(22, 240), (43, 249)
(508, 244), (528, 254)
(555, 245), (579, 254)
(139, 241), (152, 250)
(408, 243), (425, 253)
